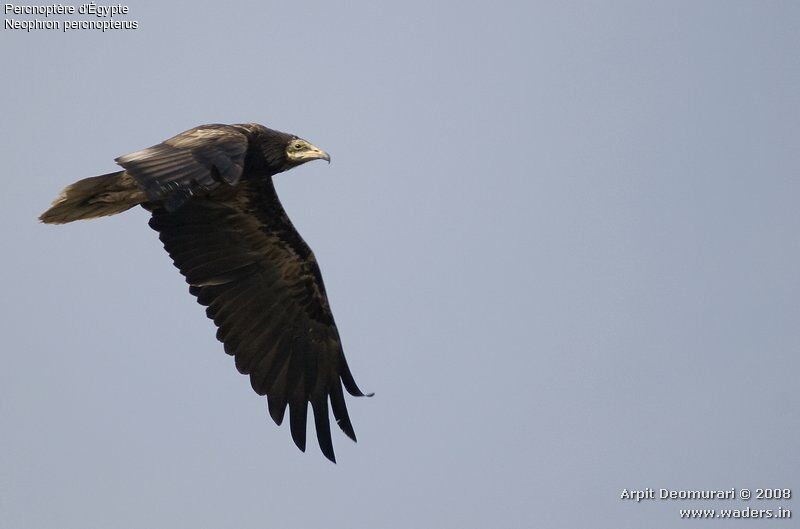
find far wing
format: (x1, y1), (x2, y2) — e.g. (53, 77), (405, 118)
(117, 124), (248, 211)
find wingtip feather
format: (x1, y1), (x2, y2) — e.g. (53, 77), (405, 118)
(267, 396), (287, 425)
(311, 397), (336, 463)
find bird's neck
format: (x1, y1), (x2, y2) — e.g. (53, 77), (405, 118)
(244, 175), (284, 216)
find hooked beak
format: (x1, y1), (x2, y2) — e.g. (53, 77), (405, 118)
(305, 142), (330, 163)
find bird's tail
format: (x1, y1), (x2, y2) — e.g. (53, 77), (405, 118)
(39, 171), (146, 224)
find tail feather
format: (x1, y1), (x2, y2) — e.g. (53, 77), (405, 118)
(39, 171), (145, 224)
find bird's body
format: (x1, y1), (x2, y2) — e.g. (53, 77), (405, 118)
(40, 123), (370, 462)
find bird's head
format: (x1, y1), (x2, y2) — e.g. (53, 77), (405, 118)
(284, 137), (331, 167)
(251, 126), (331, 175)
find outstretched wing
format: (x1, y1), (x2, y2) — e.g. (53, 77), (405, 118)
(116, 124), (248, 211)
(146, 182), (369, 462)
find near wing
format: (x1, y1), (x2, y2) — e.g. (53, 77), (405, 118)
(147, 185), (369, 462)
(116, 124), (249, 211)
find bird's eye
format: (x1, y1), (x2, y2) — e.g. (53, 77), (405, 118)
(293, 143), (304, 150)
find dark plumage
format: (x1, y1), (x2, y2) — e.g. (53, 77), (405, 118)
(40, 123), (371, 462)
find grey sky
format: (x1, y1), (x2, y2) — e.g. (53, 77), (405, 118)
(1, 1), (798, 528)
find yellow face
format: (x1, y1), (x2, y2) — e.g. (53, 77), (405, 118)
(285, 138), (331, 164)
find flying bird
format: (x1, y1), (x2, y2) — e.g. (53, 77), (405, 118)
(40, 123), (371, 462)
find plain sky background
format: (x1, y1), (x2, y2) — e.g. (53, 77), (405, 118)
(1, 1), (798, 528)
